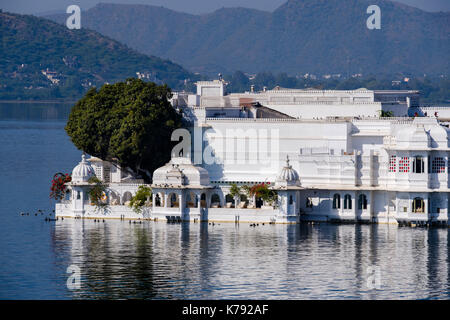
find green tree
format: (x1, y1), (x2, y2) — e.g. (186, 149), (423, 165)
(228, 71), (250, 92)
(229, 183), (242, 202)
(129, 185), (152, 214)
(88, 176), (108, 209)
(65, 78), (183, 182)
(380, 110), (394, 117)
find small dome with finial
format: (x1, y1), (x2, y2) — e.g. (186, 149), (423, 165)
(276, 155), (300, 187)
(152, 157), (210, 186)
(71, 153), (95, 183)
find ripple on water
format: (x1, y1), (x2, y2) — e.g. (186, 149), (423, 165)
(1, 119), (449, 299)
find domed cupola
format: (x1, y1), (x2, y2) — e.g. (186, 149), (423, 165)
(71, 153), (95, 183)
(275, 156), (300, 187)
(410, 126), (430, 148)
(428, 125), (449, 148)
(396, 125), (430, 148)
(152, 157), (210, 187)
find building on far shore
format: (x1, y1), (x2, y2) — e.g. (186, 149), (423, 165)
(56, 80), (449, 226)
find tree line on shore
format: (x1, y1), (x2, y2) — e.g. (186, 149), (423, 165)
(223, 71), (450, 104)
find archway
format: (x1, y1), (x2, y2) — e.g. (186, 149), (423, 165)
(255, 197), (263, 208)
(154, 193), (162, 207)
(122, 191), (132, 204)
(358, 194), (367, 210)
(333, 194), (341, 209)
(344, 194), (352, 210)
(185, 191), (198, 208)
(168, 192), (179, 208)
(109, 191), (120, 205)
(210, 193), (221, 208)
(225, 194), (234, 207)
(200, 193), (207, 208)
(306, 197), (313, 208)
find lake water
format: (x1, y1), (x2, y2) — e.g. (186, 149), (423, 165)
(0, 102), (449, 300)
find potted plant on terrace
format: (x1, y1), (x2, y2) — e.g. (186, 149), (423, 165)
(249, 182), (277, 209)
(129, 185), (152, 214)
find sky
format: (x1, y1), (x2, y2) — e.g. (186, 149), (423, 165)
(0, 0), (449, 15)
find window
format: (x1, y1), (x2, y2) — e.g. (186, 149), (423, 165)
(399, 157), (410, 172)
(432, 157), (445, 173)
(289, 195), (293, 205)
(344, 194), (352, 210)
(412, 197), (424, 213)
(333, 194), (341, 209)
(103, 166), (110, 183)
(412, 156), (424, 173)
(155, 194), (161, 207)
(306, 197), (313, 208)
(94, 165), (102, 180)
(358, 194), (367, 210)
(169, 193), (179, 208)
(211, 193), (221, 207)
(389, 155), (397, 172)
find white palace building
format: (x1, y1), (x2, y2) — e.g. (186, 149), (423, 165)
(56, 80), (450, 226)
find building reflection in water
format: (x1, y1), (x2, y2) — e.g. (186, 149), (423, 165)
(53, 220), (450, 299)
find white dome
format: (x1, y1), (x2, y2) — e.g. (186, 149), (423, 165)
(428, 125), (449, 148)
(72, 154), (95, 183)
(276, 156), (300, 187)
(278, 165), (299, 182)
(396, 125), (430, 148)
(152, 157), (210, 186)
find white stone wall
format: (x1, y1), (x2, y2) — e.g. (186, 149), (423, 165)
(201, 119), (351, 183)
(56, 203), (150, 220)
(266, 103), (381, 119)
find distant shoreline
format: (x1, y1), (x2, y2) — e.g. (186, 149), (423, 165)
(0, 100), (77, 104)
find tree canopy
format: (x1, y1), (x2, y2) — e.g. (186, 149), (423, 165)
(65, 78), (183, 182)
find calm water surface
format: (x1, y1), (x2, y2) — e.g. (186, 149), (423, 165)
(0, 103), (449, 299)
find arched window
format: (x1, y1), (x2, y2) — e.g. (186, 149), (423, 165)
(225, 194), (234, 204)
(333, 194), (341, 209)
(168, 193), (179, 208)
(358, 194), (367, 210)
(210, 193), (221, 208)
(200, 193), (206, 208)
(155, 194), (161, 207)
(122, 191), (133, 204)
(344, 194), (352, 210)
(289, 195), (293, 205)
(412, 197), (424, 213)
(186, 192), (197, 208)
(413, 156), (424, 173)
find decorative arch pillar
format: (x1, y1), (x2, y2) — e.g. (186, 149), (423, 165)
(178, 192), (184, 215)
(164, 193), (168, 208)
(71, 185), (86, 216)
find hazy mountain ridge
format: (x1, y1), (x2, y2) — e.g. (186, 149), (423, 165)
(46, 0), (450, 76)
(0, 11), (194, 99)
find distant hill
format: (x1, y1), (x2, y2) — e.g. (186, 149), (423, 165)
(0, 11), (195, 100)
(47, 0), (450, 76)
